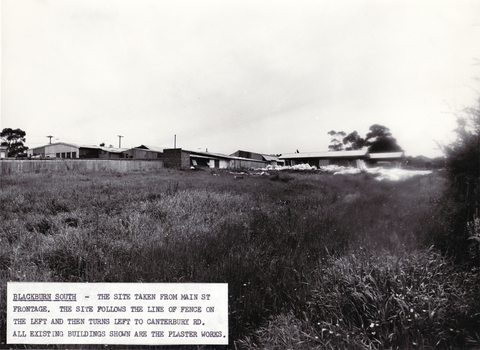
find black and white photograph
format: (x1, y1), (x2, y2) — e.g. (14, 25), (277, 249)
(1, 0), (480, 348)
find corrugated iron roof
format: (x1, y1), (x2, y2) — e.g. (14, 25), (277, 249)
(38, 142), (130, 152)
(262, 155), (281, 161)
(41, 142), (101, 149)
(183, 149), (266, 162)
(186, 150), (232, 159)
(98, 146), (129, 153)
(44, 142), (80, 148)
(190, 154), (215, 160)
(78, 144), (105, 149)
(135, 145), (165, 153)
(280, 150), (368, 159)
(33, 142), (163, 154)
(27, 145), (47, 151)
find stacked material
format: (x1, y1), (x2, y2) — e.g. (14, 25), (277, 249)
(329, 166), (432, 181)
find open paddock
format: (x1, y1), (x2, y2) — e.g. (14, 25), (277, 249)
(1, 168), (479, 349)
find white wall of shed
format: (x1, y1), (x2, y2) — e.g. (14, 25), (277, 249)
(219, 159), (229, 169)
(46, 144), (79, 158)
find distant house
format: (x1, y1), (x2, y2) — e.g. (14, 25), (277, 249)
(0, 145), (7, 159)
(164, 148), (268, 169)
(230, 150), (284, 166)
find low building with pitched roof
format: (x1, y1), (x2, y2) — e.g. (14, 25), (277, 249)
(163, 148), (269, 169)
(279, 150), (405, 168)
(280, 150), (369, 167)
(27, 142), (129, 159)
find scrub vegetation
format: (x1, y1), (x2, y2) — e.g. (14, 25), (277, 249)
(1, 167), (479, 349)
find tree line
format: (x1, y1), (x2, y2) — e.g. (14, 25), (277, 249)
(327, 124), (403, 153)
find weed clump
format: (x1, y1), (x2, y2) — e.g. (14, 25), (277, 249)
(25, 217), (52, 234)
(241, 249), (480, 349)
(269, 172), (294, 182)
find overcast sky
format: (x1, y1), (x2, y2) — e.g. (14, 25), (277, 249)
(2, 0), (480, 157)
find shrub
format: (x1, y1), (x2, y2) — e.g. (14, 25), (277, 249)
(436, 98), (480, 263)
(269, 172), (294, 182)
(444, 99), (480, 180)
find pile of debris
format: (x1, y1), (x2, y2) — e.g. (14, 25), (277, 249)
(325, 165), (432, 181)
(255, 164), (433, 181)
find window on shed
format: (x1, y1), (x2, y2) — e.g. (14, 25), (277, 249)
(61, 153), (65, 158)
(56, 153), (60, 158)
(67, 152), (71, 158)
(72, 152), (76, 158)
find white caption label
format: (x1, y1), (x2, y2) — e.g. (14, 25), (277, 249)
(7, 282), (228, 345)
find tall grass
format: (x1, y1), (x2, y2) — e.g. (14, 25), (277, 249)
(1, 169), (479, 349)
(239, 249), (480, 349)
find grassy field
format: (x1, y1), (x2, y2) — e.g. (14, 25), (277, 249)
(1, 168), (479, 349)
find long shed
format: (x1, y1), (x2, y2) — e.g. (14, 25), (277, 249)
(367, 152), (405, 167)
(163, 148), (268, 169)
(231, 150), (284, 166)
(27, 142), (129, 159)
(280, 150), (368, 167)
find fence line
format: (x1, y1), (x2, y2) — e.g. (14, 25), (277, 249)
(0, 159), (164, 175)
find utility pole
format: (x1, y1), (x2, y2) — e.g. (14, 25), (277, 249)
(174, 134), (176, 149)
(117, 135), (124, 148)
(46, 136), (53, 144)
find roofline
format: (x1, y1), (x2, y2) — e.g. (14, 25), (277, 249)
(29, 142), (80, 150)
(190, 151), (267, 162)
(368, 152), (405, 159)
(280, 150), (407, 160)
(166, 148), (267, 162)
(127, 147), (163, 153)
(134, 145), (165, 152)
(231, 149), (281, 158)
(98, 147), (129, 153)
